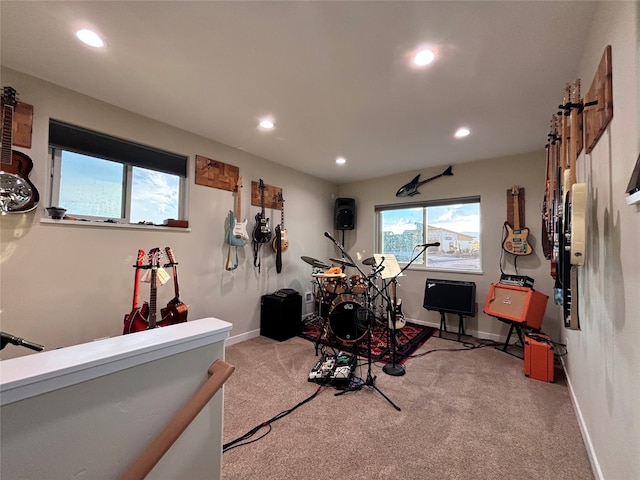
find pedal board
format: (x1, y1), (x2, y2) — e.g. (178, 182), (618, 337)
(308, 352), (356, 384)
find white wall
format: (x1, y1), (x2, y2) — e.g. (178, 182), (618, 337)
(0, 67), (338, 360)
(337, 151), (557, 342)
(564, 2), (640, 479)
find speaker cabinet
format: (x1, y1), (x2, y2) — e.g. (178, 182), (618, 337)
(334, 198), (356, 230)
(260, 294), (302, 341)
(483, 283), (548, 329)
(423, 278), (477, 317)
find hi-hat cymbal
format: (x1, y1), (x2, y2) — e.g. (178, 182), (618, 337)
(329, 257), (356, 268)
(301, 256), (329, 269)
(362, 257), (376, 266)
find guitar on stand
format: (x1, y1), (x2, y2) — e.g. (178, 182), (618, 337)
(127, 248), (173, 332)
(252, 179), (272, 271)
(1, 86), (40, 214)
(502, 185), (533, 256)
(162, 247), (188, 324)
(123, 249), (147, 334)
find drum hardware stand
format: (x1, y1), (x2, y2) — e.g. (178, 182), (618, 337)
(323, 231), (401, 411)
(380, 243), (441, 377)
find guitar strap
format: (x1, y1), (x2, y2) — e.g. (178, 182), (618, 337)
(253, 240), (261, 272)
(225, 244), (238, 271)
(275, 224), (282, 274)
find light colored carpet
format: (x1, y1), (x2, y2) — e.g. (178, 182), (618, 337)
(222, 333), (593, 480)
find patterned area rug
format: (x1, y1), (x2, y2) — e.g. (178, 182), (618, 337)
(299, 317), (437, 365)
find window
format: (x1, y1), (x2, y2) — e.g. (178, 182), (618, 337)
(375, 196), (481, 273)
(48, 120), (187, 224)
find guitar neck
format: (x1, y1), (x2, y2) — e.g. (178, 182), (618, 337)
(132, 250), (145, 309)
(513, 192), (521, 230)
(149, 267), (157, 328)
(1, 103), (13, 165)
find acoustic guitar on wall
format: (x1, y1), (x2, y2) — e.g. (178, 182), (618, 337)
(502, 185), (533, 256)
(0, 86), (40, 213)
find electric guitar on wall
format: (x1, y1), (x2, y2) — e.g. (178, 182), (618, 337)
(226, 176), (249, 246)
(272, 192), (288, 253)
(502, 185), (533, 256)
(252, 179), (272, 244)
(161, 247), (188, 324)
(395, 165), (453, 197)
(123, 249), (147, 335)
(0, 86), (40, 213)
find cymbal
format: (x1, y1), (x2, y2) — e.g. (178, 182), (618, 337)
(329, 257), (356, 268)
(301, 256), (329, 269)
(362, 257), (376, 266)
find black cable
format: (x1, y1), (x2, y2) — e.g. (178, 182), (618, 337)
(223, 385), (324, 453)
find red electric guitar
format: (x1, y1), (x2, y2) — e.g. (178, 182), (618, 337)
(127, 248), (173, 332)
(123, 249), (147, 335)
(161, 247), (188, 324)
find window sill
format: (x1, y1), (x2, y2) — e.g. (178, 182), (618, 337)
(40, 218), (191, 232)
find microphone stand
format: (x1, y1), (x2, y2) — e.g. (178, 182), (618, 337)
(324, 231), (401, 411)
(382, 242), (440, 377)
(1, 331), (45, 352)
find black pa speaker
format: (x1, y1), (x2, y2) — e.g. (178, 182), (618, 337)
(423, 278), (477, 317)
(334, 198), (356, 230)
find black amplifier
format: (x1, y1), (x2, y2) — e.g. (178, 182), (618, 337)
(499, 273), (534, 288)
(423, 278), (477, 317)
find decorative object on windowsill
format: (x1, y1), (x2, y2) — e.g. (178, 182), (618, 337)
(46, 207), (67, 219)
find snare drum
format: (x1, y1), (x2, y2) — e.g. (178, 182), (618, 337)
(329, 294), (367, 343)
(349, 275), (367, 295)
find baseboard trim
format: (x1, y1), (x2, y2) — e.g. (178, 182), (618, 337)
(225, 328), (260, 347)
(561, 357), (604, 480)
(408, 318), (511, 344)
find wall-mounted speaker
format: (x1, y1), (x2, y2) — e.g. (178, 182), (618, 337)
(423, 278), (477, 317)
(334, 198), (356, 230)
(483, 283), (548, 329)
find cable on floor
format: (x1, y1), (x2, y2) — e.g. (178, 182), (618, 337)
(223, 385), (324, 453)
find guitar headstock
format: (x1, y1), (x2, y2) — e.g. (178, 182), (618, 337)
(511, 185), (520, 196)
(572, 78), (581, 105)
(135, 249), (145, 267)
(1, 86), (17, 107)
(276, 191), (284, 207)
(148, 247), (162, 268)
(165, 246), (177, 265)
(235, 176), (243, 193)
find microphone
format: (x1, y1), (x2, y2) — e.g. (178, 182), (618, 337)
(0, 332), (45, 352)
(417, 242), (441, 248)
(324, 231), (340, 246)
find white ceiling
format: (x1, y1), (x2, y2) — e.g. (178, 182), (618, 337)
(1, 1), (598, 185)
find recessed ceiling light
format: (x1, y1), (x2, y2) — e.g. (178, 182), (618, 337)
(454, 127), (471, 138)
(336, 157), (346, 165)
(413, 49), (435, 67)
(76, 29), (104, 48)
(259, 119), (275, 129)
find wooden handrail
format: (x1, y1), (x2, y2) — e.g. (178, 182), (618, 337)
(119, 359), (235, 480)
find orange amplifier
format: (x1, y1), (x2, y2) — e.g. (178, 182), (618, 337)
(524, 334), (554, 382)
(483, 283), (548, 329)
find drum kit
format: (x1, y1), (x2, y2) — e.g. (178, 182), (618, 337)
(301, 254), (395, 348)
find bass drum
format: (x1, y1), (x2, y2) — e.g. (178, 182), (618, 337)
(329, 294), (367, 343)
